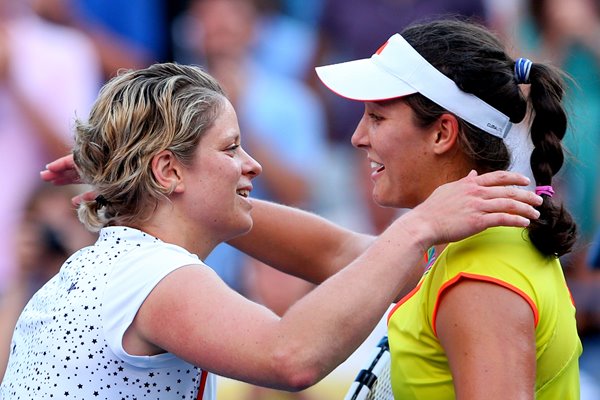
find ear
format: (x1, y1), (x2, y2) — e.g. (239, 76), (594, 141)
(151, 150), (185, 194)
(431, 113), (460, 155)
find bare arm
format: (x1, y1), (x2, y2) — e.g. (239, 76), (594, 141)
(130, 172), (542, 391)
(436, 280), (536, 399)
(228, 199), (375, 283)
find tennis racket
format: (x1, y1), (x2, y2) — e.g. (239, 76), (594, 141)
(343, 335), (393, 400)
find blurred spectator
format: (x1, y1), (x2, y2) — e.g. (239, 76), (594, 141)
(251, 0), (319, 81)
(483, 0), (527, 51)
(0, 1), (101, 297)
(276, 0), (324, 27)
(0, 184), (97, 381)
(174, 0), (319, 82)
(31, 0), (187, 79)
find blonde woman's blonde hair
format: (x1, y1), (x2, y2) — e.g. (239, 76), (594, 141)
(73, 63), (226, 231)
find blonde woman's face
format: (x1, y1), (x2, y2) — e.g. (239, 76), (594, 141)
(182, 100), (262, 242)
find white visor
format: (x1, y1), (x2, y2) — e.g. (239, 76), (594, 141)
(315, 33), (512, 139)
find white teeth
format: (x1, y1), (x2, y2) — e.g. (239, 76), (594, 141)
(370, 161), (384, 170)
(237, 190), (249, 198)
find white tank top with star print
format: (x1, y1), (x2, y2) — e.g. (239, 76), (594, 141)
(0, 226), (215, 400)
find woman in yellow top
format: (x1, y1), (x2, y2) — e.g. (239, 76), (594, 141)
(310, 19), (580, 399)
(41, 19), (580, 399)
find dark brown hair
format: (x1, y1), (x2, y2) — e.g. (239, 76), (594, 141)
(401, 19), (576, 257)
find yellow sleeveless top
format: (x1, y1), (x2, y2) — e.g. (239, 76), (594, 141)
(387, 227), (581, 399)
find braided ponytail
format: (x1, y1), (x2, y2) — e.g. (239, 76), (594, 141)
(526, 63), (577, 256)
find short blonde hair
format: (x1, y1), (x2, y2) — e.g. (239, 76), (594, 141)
(73, 63), (226, 231)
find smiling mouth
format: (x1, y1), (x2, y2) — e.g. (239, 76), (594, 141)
(370, 161), (385, 173)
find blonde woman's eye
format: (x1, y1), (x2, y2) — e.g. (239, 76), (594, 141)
(227, 144), (240, 151)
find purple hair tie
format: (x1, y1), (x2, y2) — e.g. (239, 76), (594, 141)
(535, 185), (554, 197)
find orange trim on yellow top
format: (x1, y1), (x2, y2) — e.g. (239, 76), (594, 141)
(431, 272), (540, 337)
(566, 284), (576, 307)
(387, 280), (424, 325)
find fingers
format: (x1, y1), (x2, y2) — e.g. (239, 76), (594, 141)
(474, 197), (540, 224)
(70, 191), (96, 207)
(81, 191), (97, 202)
(470, 170), (531, 188)
(462, 185), (542, 227)
(413, 172), (544, 245)
(475, 185), (543, 208)
(45, 154), (75, 172)
(71, 194), (83, 207)
(40, 169), (81, 185)
(40, 169), (60, 183)
(475, 213), (532, 230)
(40, 154), (81, 185)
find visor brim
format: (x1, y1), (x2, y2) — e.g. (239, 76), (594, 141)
(315, 59), (417, 102)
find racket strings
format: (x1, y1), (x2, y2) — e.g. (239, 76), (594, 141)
(344, 336), (394, 400)
(366, 361), (393, 400)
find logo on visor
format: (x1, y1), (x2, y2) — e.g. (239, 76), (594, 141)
(486, 122), (502, 132)
(375, 41), (389, 55)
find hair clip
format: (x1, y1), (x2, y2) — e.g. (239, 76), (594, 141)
(95, 195), (108, 207)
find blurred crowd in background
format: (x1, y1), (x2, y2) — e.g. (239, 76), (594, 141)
(1, 0), (599, 398)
